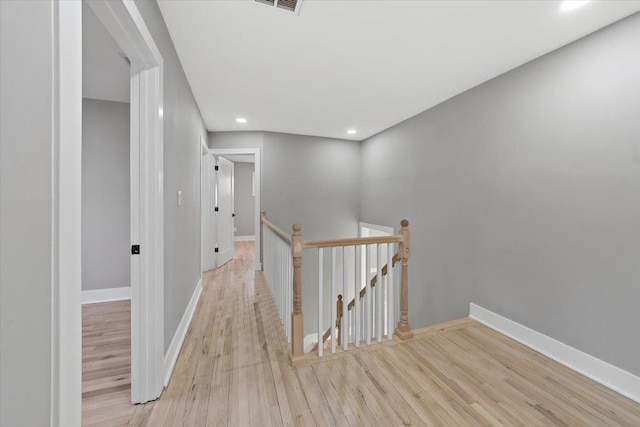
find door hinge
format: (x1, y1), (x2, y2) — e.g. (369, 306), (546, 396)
(131, 245), (140, 255)
(214, 247), (219, 253)
(214, 206), (219, 212)
(215, 165), (219, 171)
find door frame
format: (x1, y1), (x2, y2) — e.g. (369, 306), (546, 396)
(56, 0), (165, 421)
(215, 156), (236, 266)
(201, 140), (216, 272)
(88, 0), (165, 405)
(210, 148), (262, 270)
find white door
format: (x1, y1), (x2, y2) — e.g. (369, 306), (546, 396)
(201, 152), (217, 271)
(216, 156), (235, 266)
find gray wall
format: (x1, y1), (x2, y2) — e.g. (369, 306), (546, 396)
(233, 162), (255, 237)
(209, 131), (361, 240)
(209, 131), (361, 333)
(133, 0), (208, 352)
(1, 1), (55, 425)
(82, 98), (130, 291)
(1, 2), (208, 423)
(361, 13), (640, 375)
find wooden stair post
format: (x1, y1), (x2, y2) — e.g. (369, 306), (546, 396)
(394, 219), (413, 340)
(291, 223), (304, 363)
(260, 211), (266, 271)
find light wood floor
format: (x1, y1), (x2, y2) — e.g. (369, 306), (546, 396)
(83, 298), (132, 425)
(83, 241), (640, 426)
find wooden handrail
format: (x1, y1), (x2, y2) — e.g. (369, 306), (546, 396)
(261, 216), (292, 245)
(347, 253), (399, 311)
(310, 252), (399, 353)
(303, 235), (402, 249)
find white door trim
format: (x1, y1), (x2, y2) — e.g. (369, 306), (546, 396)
(359, 222), (395, 236)
(201, 147), (217, 272)
(56, 3), (165, 422)
(52, 2), (82, 424)
(201, 138), (209, 273)
(87, 0), (165, 405)
(210, 148), (262, 270)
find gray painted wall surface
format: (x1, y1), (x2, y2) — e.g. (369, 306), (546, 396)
(134, 0), (208, 353)
(209, 131), (361, 334)
(233, 162), (255, 236)
(360, 14), (640, 375)
(82, 98), (131, 291)
(0, 1), (55, 425)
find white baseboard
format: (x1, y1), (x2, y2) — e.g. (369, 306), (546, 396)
(82, 286), (131, 304)
(163, 278), (203, 387)
(469, 303), (640, 403)
(234, 235), (255, 242)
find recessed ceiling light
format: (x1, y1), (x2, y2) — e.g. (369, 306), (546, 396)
(560, 1), (589, 12)
(347, 129), (357, 135)
(235, 117), (247, 124)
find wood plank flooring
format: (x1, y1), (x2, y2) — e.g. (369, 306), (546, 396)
(83, 299), (134, 425)
(83, 241), (640, 426)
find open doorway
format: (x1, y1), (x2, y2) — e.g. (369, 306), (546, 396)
(78, 0), (165, 411)
(223, 154), (256, 244)
(216, 156), (235, 266)
(200, 151), (237, 272)
(207, 148), (262, 271)
(201, 142), (217, 272)
(81, 2), (132, 420)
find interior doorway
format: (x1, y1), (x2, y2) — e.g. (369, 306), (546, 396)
(81, 2), (133, 418)
(216, 156), (235, 266)
(201, 143), (217, 272)
(209, 148), (262, 271)
(81, 0), (165, 406)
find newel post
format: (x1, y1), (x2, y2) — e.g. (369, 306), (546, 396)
(394, 219), (413, 340)
(260, 211), (266, 271)
(291, 223), (304, 363)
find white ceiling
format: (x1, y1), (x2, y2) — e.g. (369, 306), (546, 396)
(158, 1), (640, 141)
(83, 3), (130, 103)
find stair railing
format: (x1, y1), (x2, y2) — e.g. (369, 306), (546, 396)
(310, 252), (400, 353)
(261, 212), (412, 365)
(261, 212), (294, 344)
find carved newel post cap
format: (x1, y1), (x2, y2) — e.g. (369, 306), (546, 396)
(293, 223), (302, 233)
(401, 219), (409, 228)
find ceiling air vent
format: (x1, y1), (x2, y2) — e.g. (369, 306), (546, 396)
(255, 0), (302, 15)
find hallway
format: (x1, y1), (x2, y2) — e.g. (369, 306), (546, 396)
(83, 242), (640, 426)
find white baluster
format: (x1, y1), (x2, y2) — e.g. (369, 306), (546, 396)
(365, 245), (372, 345)
(342, 246), (349, 350)
(331, 247), (337, 354)
(318, 248), (324, 357)
(289, 241), (292, 339)
(376, 244), (383, 342)
(288, 244), (292, 342)
(354, 245), (361, 347)
(387, 243), (394, 341)
(396, 257), (400, 326)
(279, 240), (282, 329)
